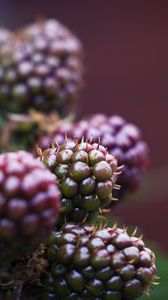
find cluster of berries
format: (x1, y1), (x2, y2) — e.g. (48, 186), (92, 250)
(0, 18), (157, 300)
(0, 20), (83, 116)
(37, 114), (149, 199)
(0, 140), (156, 300)
(0, 19), (84, 151)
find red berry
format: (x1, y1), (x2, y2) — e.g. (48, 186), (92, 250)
(0, 150), (60, 262)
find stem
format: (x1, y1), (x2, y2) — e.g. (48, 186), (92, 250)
(15, 281), (23, 300)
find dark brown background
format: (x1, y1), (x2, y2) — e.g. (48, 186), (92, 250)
(0, 0), (168, 252)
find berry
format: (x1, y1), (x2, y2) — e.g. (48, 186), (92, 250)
(41, 224), (156, 300)
(0, 28), (12, 57)
(0, 151), (60, 262)
(39, 140), (118, 224)
(0, 19), (84, 116)
(37, 114), (149, 198)
(0, 28), (13, 106)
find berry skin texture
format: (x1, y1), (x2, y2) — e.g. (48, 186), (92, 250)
(37, 114), (149, 198)
(0, 19), (84, 116)
(0, 151), (60, 262)
(41, 224), (157, 300)
(39, 141), (118, 224)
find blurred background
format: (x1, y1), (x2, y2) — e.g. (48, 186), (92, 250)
(0, 0), (167, 297)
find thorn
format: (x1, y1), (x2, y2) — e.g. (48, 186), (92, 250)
(98, 223), (102, 230)
(98, 223), (104, 230)
(123, 226), (128, 233)
(145, 289), (150, 297)
(64, 133), (68, 142)
(89, 135), (93, 144)
(129, 258), (137, 264)
(117, 165), (124, 170)
(103, 223), (107, 229)
(115, 171), (122, 175)
(114, 184), (121, 188)
(80, 214), (89, 224)
(54, 141), (59, 148)
(152, 282), (160, 285)
(74, 137), (78, 145)
(92, 225), (98, 236)
(99, 208), (103, 214)
(101, 208), (111, 213)
(111, 197), (118, 201)
(138, 234), (143, 240)
(50, 141), (59, 151)
(36, 145), (43, 157)
(132, 227), (138, 236)
(86, 138), (89, 151)
(112, 223), (118, 230)
(114, 184), (121, 190)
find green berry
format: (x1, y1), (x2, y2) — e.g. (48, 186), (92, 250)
(40, 141), (118, 224)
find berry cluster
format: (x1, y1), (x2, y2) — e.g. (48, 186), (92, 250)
(0, 20), (83, 116)
(42, 224), (156, 300)
(40, 140), (118, 225)
(0, 151), (60, 262)
(0, 18), (158, 300)
(38, 114), (149, 198)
